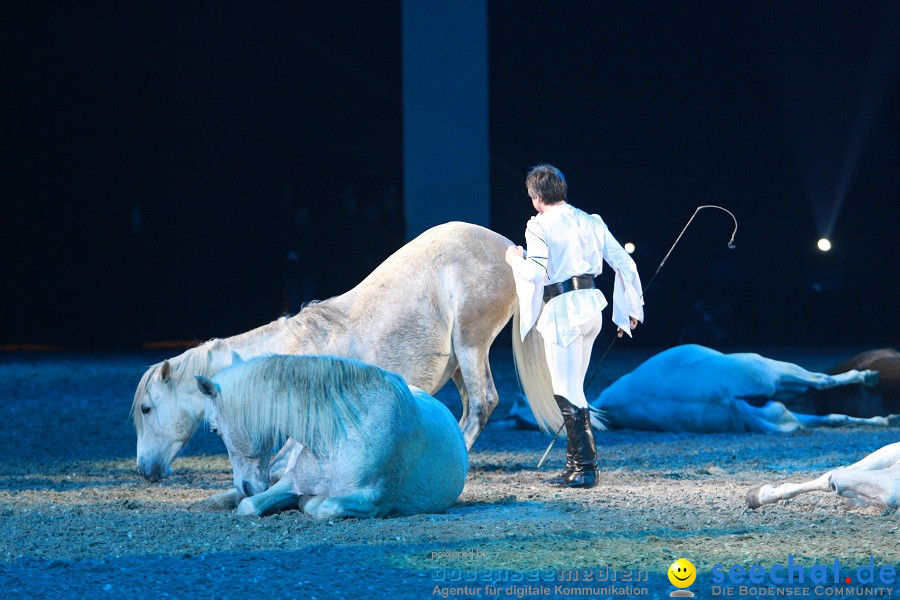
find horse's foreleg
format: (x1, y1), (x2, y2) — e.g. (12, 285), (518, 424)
(236, 477), (300, 517)
(194, 488), (245, 512)
(791, 412), (899, 428)
(454, 346), (499, 449)
(269, 438), (303, 484)
(746, 471), (834, 508)
(750, 443), (900, 509)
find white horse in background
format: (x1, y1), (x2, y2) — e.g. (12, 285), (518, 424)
(746, 442), (900, 510)
(133, 223), (536, 507)
(590, 345), (892, 433)
(510, 344), (893, 433)
(195, 354), (468, 519)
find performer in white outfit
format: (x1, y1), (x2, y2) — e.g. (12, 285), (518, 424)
(506, 164), (644, 488)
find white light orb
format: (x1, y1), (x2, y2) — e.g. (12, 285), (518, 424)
(624, 242), (636, 254)
(817, 238), (832, 252)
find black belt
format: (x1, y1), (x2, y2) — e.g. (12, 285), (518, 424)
(543, 274), (596, 302)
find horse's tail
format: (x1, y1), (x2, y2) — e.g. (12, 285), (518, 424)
(511, 311), (608, 434)
(511, 310), (563, 433)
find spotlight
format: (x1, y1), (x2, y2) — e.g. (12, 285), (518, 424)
(817, 238), (832, 252)
(624, 242), (636, 254)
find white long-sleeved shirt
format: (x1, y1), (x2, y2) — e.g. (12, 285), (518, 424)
(508, 202), (644, 344)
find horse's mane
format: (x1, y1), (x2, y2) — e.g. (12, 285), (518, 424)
(130, 316), (305, 429)
(212, 354), (408, 457)
(130, 343), (219, 430)
(131, 362), (161, 428)
(130, 305), (353, 432)
(287, 299), (347, 340)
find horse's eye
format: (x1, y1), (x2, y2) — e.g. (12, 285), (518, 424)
(141, 405), (151, 414)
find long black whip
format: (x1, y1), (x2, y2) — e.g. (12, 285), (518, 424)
(535, 205), (738, 469)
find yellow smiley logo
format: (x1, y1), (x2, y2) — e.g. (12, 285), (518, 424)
(668, 558), (697, 588)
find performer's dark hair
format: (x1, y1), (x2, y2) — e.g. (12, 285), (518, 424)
(525, 164), (567, 204)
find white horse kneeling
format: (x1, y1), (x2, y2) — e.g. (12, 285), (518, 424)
(195, 354), (468, 519)
(746, 442), (900, 510)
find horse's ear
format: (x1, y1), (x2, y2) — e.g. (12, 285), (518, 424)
(231, 351), (244, 364)
(160, 360), (172, 381)
(195, 376), (220, 399)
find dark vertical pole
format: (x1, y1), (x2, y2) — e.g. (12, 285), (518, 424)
(402, 0), (489, 239)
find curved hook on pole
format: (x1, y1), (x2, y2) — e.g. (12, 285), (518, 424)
(645, 204), (738, 295)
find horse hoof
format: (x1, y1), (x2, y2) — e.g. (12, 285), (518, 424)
(194, 490), (243, 512)
(313, 499), (343, 520)
(745, 487), (763, 509)
(237, 498), (261, 517)
(862, 370), (881, 387)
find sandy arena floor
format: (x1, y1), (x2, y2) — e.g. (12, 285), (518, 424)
(0, 344), (897, 599)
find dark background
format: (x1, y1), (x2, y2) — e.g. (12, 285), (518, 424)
(3, 2), (898, 349)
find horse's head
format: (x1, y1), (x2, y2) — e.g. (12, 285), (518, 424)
(133, 359), (205, 482)
(196, 375), (270, 498)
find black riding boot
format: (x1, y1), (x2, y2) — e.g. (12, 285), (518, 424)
(545, 395), (598, 489)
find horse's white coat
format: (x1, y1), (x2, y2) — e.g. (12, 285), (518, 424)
(590, 345), (890, 433)
(133, 222), (523, 485)
(747, 442), (900, 509)
(197, 355), (468, 519)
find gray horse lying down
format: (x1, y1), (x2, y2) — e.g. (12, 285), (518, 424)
(746, 442), (900, 509)
(195, 354), (468, 519)
(509, 345), (896, 433)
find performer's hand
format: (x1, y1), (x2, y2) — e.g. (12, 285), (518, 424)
(505, 245), (524, 265)
(617, 317), (640, 338)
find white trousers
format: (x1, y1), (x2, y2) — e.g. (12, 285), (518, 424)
(542, 310), (603, 408)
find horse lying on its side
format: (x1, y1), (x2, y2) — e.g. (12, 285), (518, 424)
(746, 442), (900, 510)
(591, 345), (894, 433)
(195, 354), (468, 519)
(508, 345), (896, 433)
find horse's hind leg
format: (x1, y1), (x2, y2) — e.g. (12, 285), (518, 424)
(451, 368), (471, 437)
(300, 495), (326, 516)
(829, 369), (880, 387)
(454, 345), (499, 449)
(306, 488), (381, 519)
(779, 368), (879, 395)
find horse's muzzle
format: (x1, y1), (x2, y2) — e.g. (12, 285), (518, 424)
(138, 461), (171, 482)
